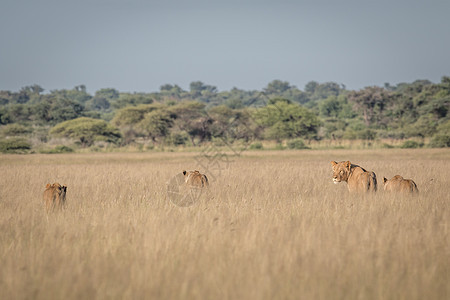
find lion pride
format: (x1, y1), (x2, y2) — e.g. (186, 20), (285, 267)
(330, 161), (377, 193)
(383, 175), (418, 194)
(182, 170), (209, 188)
(43, 183), (67, 212)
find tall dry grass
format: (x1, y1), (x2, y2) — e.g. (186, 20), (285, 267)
(0, 149), (449, 300)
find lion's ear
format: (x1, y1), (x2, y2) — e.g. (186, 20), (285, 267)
(46, 183), (51, 188)
(345, 161), (351, 170)
(182, 170), (187, 175)
(330, 161), (337, 166)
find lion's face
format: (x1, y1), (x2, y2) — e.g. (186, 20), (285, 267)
(330, 161), (351, 184)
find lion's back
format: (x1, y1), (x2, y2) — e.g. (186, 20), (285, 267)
(43, 183), (67, 211)
(185, 171), (209, 188)
(348, 166), (377, 192)
(384, 176), (418, 194)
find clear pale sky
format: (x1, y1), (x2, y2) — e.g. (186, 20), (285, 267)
(1, 0), (449, 94)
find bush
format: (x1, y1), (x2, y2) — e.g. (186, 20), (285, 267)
(1, 124), (32, 136)
(40, 145), (74, 154)
(170, 133), (189, 146)
(429, 133), (450, 148)
(400, 140), (424, 149)
(429, 121), (450, 148)
(287, 138), (309, 149)
(356, 129), (377, 140)
(0, 138), (31, 153)
(274, 143), (286, 150)
(249, 142), (263, 150)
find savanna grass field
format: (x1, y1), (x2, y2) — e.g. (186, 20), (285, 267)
(0, 149), (449, 300)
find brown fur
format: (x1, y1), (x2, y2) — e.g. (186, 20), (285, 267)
(43, 183), (67, 212)
(330, 161), (377, 193)
(383, 175), (418, 194)
(182, 170), (209, 188)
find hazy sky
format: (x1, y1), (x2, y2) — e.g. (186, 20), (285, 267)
(1, 0), (449, 94)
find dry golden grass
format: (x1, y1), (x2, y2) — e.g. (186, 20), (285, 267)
(0, 149), (449, 300)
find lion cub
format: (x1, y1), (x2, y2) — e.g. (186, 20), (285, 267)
(43, 183), (67, 212)
(182, 170), (209, 188)
(383, 175), (418, 194)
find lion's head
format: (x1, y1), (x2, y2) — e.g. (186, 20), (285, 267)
(330, 161), (352, 184)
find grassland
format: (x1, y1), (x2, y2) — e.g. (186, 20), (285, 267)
(0, 149), (449, 300)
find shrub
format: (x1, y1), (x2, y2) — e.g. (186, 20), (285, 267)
(274, 143), (286, 150)
(429, 121), (450, 148)
(40, 145), (74, 154)
(400, 140), (424, 149)
(1, 124), (32, 136)
(287, 138), (309, 149)
(249, 142), (263, 150)
(356, 129), (377, 140)
(0, 138), (31, 153)
(429, 133), (450, 148)
(170, 133), (189, 146)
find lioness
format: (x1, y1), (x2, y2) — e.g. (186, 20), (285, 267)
(383, 175), (418, 194)
(43, 183), (67, 212)
(330, 161), (377, 193)
(182, 170), (209, 188)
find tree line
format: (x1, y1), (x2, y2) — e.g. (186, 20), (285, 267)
(0, 77), (449, 153)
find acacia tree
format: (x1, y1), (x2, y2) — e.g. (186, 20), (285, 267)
(50, 117), (121, 147)
(169, 101), (212, 145)
(137, 109), (173, 143)
(111, 104), (165, 144)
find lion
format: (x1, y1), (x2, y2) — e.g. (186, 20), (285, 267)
(383, 175), (418, 194)
(330, 161), (377, 193)
(43, 183), (67, 212)
(182, 170), (209, 188)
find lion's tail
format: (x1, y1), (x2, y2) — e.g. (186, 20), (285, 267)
(369, 172), (377, 192)
(410, 181), (419, 193)
(202, 174), (209, 187)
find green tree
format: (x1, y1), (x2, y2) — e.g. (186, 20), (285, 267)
(160, 84), (186, 100)
(111, 93), (154, 109)
(304, 81), (319, 94)
(95, 88), (119, 100)
(111, 104), (163, 127)
(430, 120), (450, 147)
(48, 86), (92, 104)
(264, 80), (291, 95)
(207, 105), (254, 141)
(31, 96), (85, 125)
(6, 104), (31, 123)
(50, 117), (121, 147)
(348, 86), (391, 127)
(189, 81), (217, 99)
(253, 98), (321, 142)
(86, 97), (111, 111)
(137, 109), (173, 143)
(169, 101), (211, 145)
(319, 96), (341, 118)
